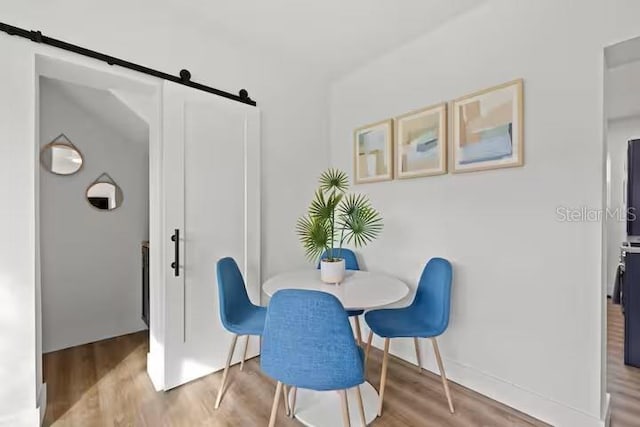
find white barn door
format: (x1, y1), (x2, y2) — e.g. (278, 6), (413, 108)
(162, 81), (260, 389)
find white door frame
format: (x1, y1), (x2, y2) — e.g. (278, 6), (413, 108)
(31, 43), (260, 423)
(33, 48), (169, 408)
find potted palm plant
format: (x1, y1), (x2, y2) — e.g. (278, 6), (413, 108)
(297, 168), (383, 284)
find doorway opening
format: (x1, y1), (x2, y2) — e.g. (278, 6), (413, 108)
(32, 51), (260, 423)
(603, 35), (640, 424)
(39, 76), (150, 352)
(34, 54), (163, 422)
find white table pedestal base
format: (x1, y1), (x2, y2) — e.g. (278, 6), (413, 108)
(288, 381), (378, 426)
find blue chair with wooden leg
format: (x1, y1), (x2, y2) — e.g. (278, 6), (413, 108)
(261, 289), (367, 427)
(364, 257), (454, 416)
(214, 257), (267, 409)
(318, 248), (365, 345)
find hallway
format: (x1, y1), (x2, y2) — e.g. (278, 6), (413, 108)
(608, 299), (640, 426)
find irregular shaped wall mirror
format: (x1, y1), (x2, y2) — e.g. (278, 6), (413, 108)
(40, 133), (83, 175)
(86, 173), (123, 211)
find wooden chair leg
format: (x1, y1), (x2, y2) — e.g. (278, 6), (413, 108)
(268, 381), (283, 427)
(364, 331), (373, 371)
(289, 387), (298, 418)
(282, 385), (290, 416)
(240, 335), (250, 371)
(414, 337), (423, 373)
(340, 389), (351, 427)
(377, 338), (390, 416)
(431, 337), (455, 414)
(355, 385), (366, 427)
(353, 316), (363, 346)
(215, 334), (238, 409)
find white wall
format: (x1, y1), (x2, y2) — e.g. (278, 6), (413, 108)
(329, 1), (640, 426)
(39, 79), (149, 353)
(605, 117), (640, 295)
(0, 34), (39, 427)
(0, 3), (329, 425)
(0, 0), (330, 280)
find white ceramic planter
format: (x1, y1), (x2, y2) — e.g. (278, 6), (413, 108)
(320, 258), (346, 284)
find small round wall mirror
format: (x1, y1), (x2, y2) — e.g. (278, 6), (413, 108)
(40, 134), (83, 175)
(86, 173), (123, 211)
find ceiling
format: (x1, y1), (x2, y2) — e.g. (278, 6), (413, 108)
(41, 77), (149, 144)
(4, 0), (486, 78)
(605, 35), (640, 121)
(606, 60), (640, 121)
(163, 0), (486, 77)
(606, 35), (640, 69)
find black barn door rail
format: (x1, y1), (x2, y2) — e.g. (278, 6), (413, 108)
(0, 22), (257, 106)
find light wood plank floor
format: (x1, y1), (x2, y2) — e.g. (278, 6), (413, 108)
(608, 299), (640, 427)
(44, 332), (547, 426)
(41, 303), (640, 426)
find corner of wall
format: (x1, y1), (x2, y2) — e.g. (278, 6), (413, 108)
(0, 408), (40, 427)
(603, 393), (611, 427)
(37, 383), (46, 425)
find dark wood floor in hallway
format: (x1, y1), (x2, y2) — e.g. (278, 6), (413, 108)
(43, 332), (547, 426)
(608, 299), (640, 427)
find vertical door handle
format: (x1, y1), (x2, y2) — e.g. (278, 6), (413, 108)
(171, 229), (180, 277)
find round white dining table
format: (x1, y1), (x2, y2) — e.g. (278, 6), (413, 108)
(262, 270), (409, 427)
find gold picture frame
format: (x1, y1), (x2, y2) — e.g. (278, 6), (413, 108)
(353, 119), (394, 184)
(452, 79), (524, 173)
(40, 133), (84, 176)
(395, 103), (447, 179)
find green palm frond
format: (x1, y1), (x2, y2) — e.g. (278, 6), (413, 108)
(309, 189), (343, 221)
(297, 168), (383, 263)
(338, 193), (371, 218)
(296, 215), (331, 260)
(341, 205), (383, 248)
(319, 168), (349, 193)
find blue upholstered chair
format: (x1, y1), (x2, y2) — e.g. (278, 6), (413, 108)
(318, 248), (365, 345)
(214, 257), (267, 409)
(364, 258), (454, 416)
(261, 289), (366, 427)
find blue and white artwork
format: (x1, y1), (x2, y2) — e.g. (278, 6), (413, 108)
(453, 80), (523, 173)
(355, 120), (393, 183)
(396, 104), (447, 178)
(459, 123), (512, 165)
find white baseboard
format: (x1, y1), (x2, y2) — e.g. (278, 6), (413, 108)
(603, 393), (611, 427)
(369, 337), (606, 427)
(0, 384), (47, 427)
(37, 383), (47, 425)
(0, 408), (40, 427)
(44, 325), (148, 354)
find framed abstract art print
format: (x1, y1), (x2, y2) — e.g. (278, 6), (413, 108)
(395, 103), (447, 179)
(452, 79), (524, 173)
(354, 119), (393, 183)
